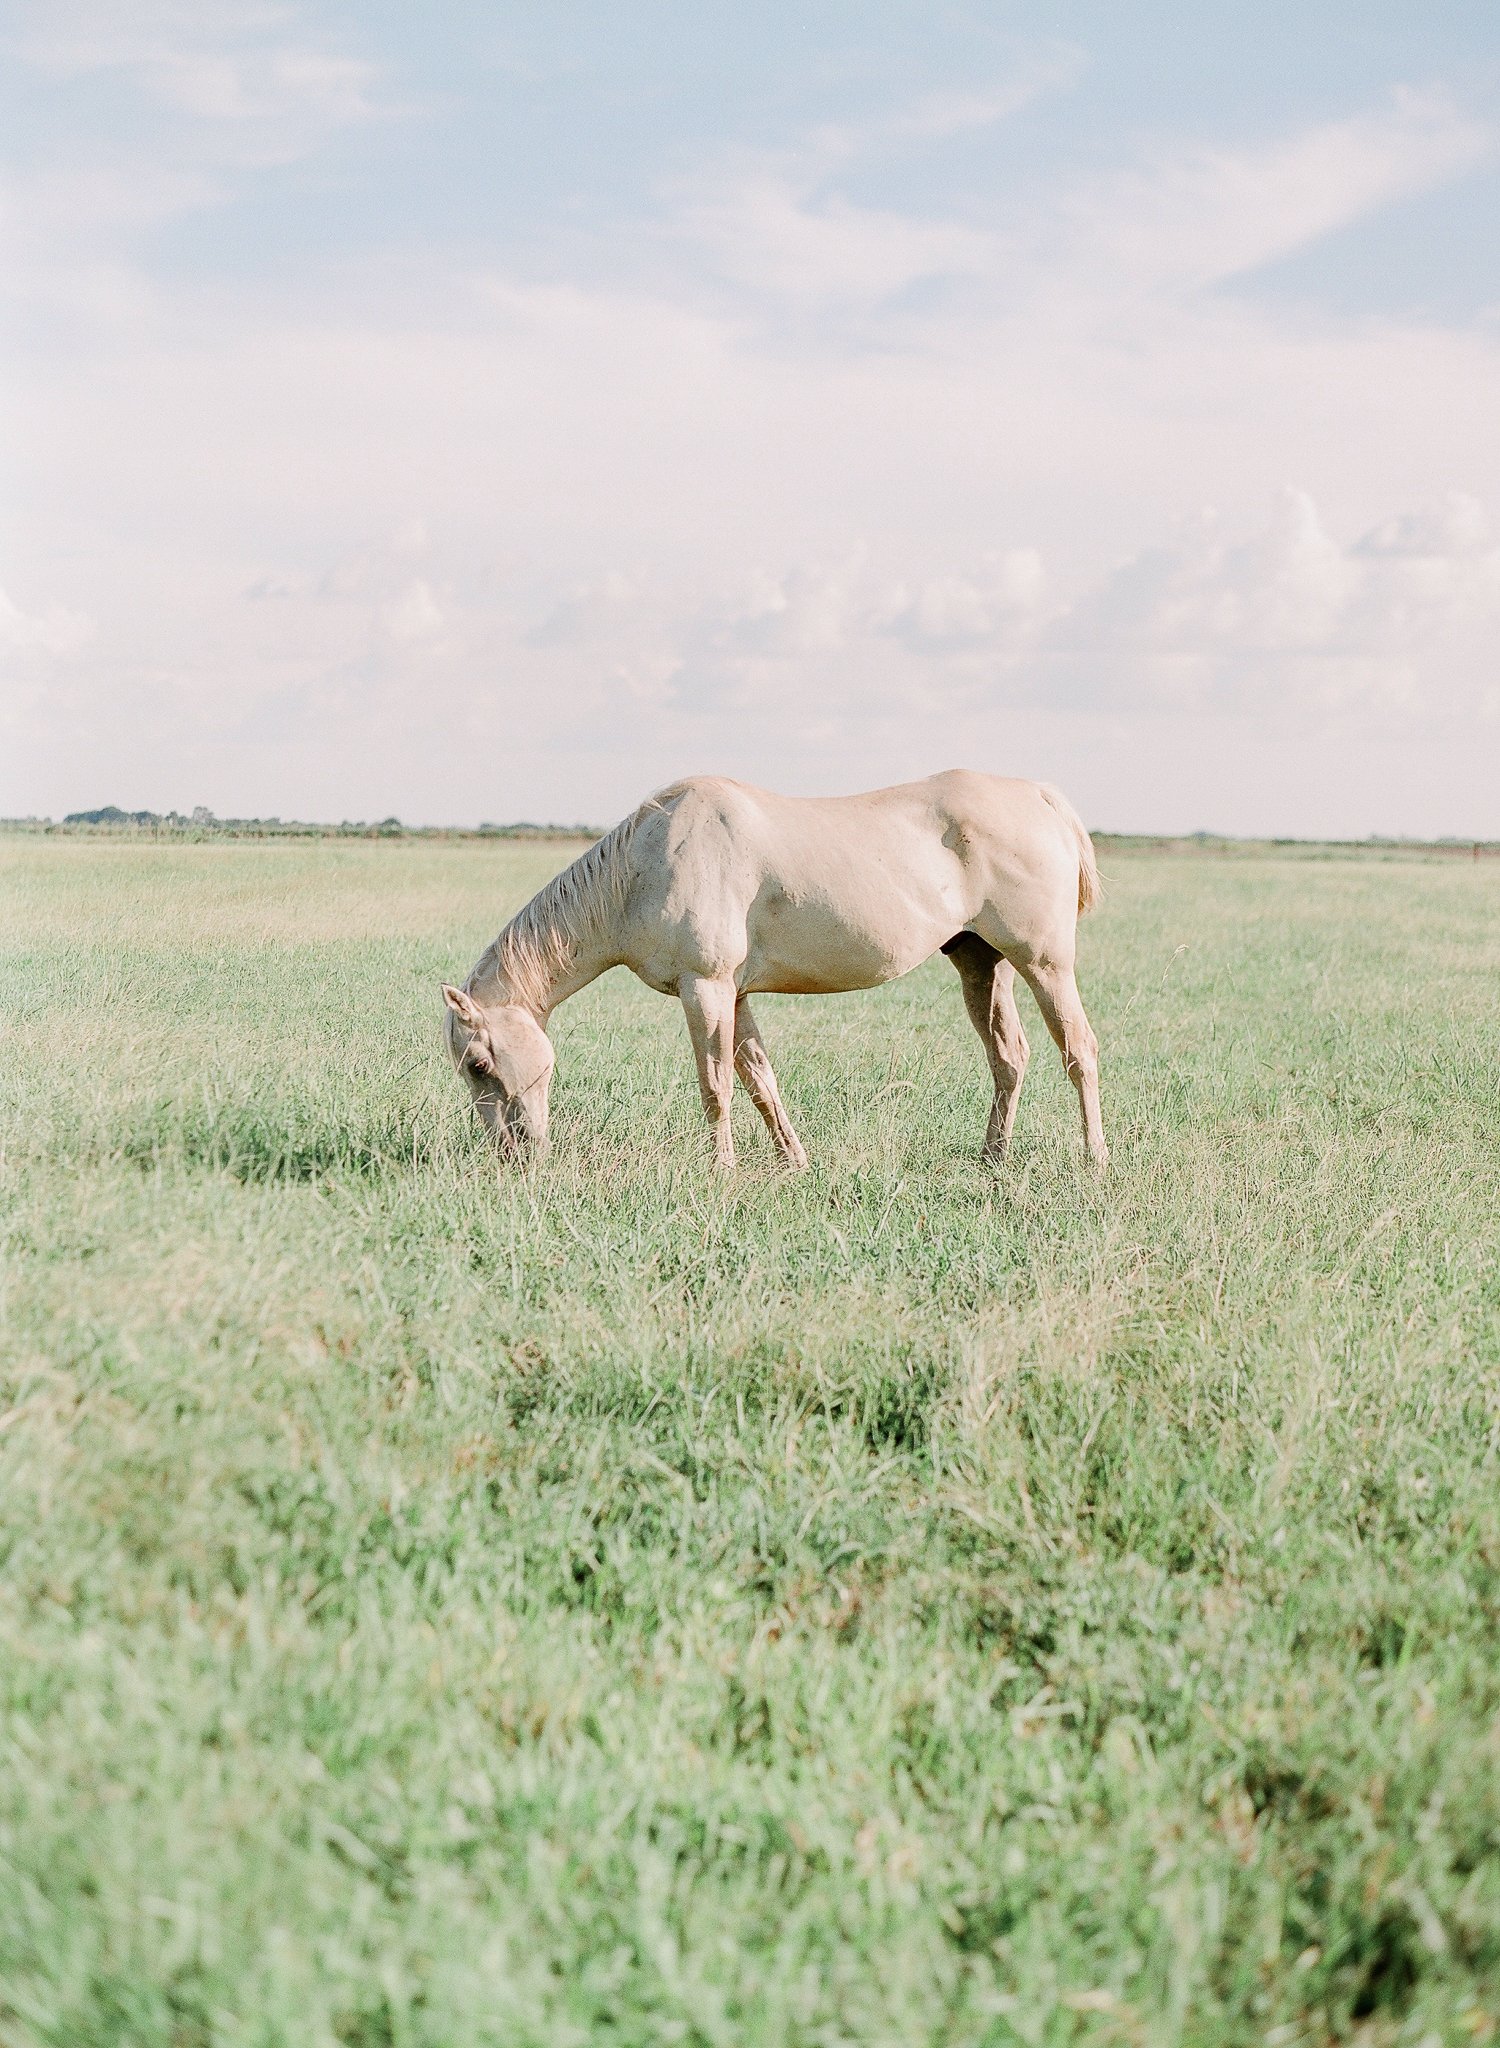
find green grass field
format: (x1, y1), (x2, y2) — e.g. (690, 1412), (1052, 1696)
(2, 835), (1498, 2047)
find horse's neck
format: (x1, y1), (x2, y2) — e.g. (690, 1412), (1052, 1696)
(534, 937), (612, 1018)
(472, 821), (640, 1017)
(473, 900), (611, 1021)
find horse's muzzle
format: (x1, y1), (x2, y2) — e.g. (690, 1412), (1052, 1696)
(477, 1097), (548, 1162)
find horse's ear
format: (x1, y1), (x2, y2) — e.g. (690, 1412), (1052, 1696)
(442, 984), (486, 1032)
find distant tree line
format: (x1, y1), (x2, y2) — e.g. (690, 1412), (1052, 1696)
(0, 807), (603, 840)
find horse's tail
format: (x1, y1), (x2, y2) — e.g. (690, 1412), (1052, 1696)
(1036, 782), (1102, 917)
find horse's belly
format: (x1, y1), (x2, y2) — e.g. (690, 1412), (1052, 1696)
(741, 895), (945, 994)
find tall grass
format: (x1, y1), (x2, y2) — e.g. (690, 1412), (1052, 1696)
(1, 836), (1498, 2046)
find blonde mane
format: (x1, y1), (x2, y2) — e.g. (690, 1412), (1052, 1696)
(476, 786), (684, 1010)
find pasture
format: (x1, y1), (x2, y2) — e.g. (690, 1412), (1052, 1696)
(2, 832), (1498, 2047)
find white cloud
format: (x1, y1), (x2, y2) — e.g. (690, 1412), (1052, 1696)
(878, 551), (1046, 651)
(139, 44), (375, 129)
(1356, 491), (1491, 558)
(710, 564), (860, 659)
(675, 85), (1495, 317)
(1038, 488), (1500, 720)
(677, 174), (998, 303)
(624, 485), (1500, 745)
(527, 571), (637, 648)
(0, 163), (219, 241)
(671, 52), (1081, 306)
(0, 7), (387, 339)
(381, 578), (444, 645)
(0, 587), (92, 657)
(13, 2), (383, 166)
(317, 523), (432, 602)
(809, 48), (1085, 156)
(1065, 88), (1495, 290)
(1061, 490), (1354, 659)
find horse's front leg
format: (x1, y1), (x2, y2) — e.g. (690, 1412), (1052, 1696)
(679, 974), (739, 1168)
(734, 997), (809, 1170)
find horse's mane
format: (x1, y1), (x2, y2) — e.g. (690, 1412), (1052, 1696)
(481, 784), (686, 1009)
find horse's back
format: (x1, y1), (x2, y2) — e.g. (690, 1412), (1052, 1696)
(642, 768), (1083, 911)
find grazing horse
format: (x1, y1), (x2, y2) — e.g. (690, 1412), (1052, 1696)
(442, 770), (1106, 1169)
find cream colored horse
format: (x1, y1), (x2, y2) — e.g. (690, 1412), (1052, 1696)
(443, 770), (1106, 1168)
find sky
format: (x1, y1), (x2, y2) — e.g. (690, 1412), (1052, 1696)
(3, 2), (1499, 835)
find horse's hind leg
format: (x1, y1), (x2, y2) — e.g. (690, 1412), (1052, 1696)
(944, 933), (1030, 1162)
(734, 997), (808, 1170)
(1018, 958), (1108, 1168)
(680, 974), (739, 1168)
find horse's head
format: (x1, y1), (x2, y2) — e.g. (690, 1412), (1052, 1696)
(441, 984), (555, 1159)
